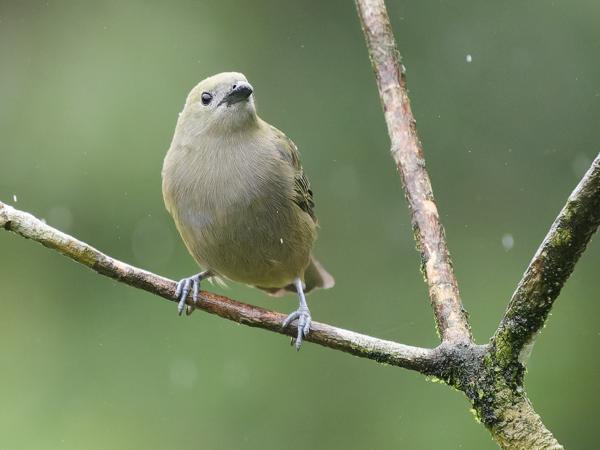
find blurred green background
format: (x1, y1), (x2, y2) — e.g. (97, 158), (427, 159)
(1, 1), (598, 448)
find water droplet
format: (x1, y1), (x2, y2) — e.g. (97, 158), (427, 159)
(502, 233), (514, 251)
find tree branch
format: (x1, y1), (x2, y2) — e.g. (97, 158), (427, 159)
(354, 0), (471, 344)
(0, 200), (437, 373)
(491, 153), (600, 365)
(488, 391), (564, 450)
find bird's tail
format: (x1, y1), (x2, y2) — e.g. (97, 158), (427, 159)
(303, 256), (335, 293)
(259, 256), (334, 297)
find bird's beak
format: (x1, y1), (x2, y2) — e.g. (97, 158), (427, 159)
(219, 81), (254, 106)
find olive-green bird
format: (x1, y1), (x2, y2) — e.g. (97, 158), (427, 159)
(162, 72), (334, 348)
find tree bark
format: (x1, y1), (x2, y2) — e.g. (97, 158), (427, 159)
(491, 154), (600, 366)
(354, 0), (471, 344)
(489, 393), (563, 450)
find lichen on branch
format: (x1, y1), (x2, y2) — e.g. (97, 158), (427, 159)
(491, 153), (600, 367)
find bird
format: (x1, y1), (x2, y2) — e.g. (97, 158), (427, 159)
(161, 72), (334, 349)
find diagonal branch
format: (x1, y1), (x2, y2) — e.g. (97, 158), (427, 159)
(491, 153), (600, 365)
(354, 0), (471, 343)
(0, 200), (437, 373)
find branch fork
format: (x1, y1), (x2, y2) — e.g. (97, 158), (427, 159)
(3, 1), (600, 448)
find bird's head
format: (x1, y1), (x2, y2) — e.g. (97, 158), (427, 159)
(182, 72), (257, 133)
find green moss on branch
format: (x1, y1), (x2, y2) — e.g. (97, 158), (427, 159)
(491, 153), (600, 367)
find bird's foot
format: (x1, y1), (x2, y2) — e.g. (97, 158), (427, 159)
(282, 306), (311, 350)
(175, 271), (211, 316)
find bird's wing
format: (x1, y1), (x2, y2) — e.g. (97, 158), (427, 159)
(270, 126), (317, 223)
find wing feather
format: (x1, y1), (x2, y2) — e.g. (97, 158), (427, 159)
(270, 126), (317, 223)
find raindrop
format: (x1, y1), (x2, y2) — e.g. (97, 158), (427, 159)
(501, 233), (514, 251)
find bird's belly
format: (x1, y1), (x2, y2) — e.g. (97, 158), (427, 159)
(178, 199), (315, 288)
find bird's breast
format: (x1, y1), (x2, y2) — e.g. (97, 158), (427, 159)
(162, 141), (315, 287)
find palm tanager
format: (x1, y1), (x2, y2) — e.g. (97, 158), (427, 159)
(162, 72), (334, 349)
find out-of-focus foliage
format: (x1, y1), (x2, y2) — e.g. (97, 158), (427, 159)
(1, 1), (598, 448)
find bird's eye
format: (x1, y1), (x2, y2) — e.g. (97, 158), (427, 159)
(201, 92), (213, 106)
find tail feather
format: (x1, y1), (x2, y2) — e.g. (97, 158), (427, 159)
(258, 256), (334, 297)
(304, 257), (335, 292)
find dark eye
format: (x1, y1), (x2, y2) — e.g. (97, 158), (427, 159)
(201, 92), (213, 106)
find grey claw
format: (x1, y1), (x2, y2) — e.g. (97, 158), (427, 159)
(302, 316), (311, 338)
(193, 279), (199, 303)
(282, 311), (299, 329)
(282, 307), (311, 350)
(178, 280), (192, 315)
(175, 274), (203, 316)
(175, 279), (184, 299)
(176, 279), (188, 315)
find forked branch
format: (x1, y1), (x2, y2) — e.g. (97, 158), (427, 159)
(2, 1), (598, 448)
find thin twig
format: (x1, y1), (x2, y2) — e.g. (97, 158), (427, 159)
(491, 153), (600, 365)
(0, 200), (437, 373)
(354, 0), (471, 343)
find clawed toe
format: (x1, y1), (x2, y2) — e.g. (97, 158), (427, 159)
(174, 270), (214, 316)
(175, 274), (202, 316)
(282, 307), (312, 350)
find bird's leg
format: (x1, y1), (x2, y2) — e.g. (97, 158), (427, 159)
(282, 277), (312, 350)
(174, 269), (213, 316)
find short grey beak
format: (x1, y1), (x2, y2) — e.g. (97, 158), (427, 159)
(220, 81), (253, 106)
